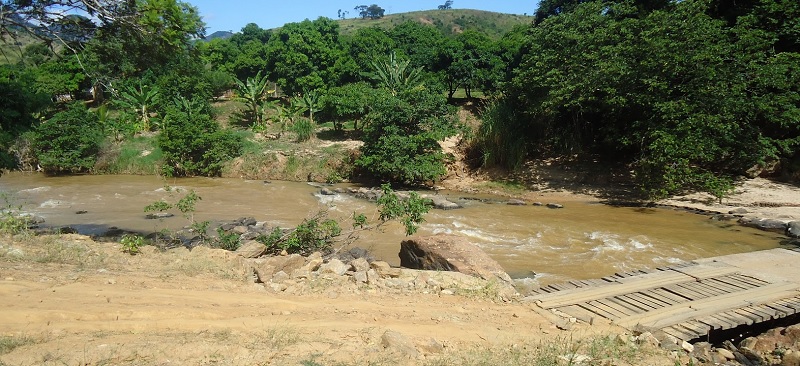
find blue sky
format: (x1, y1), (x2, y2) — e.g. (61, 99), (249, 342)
(185, 1), (538, 33)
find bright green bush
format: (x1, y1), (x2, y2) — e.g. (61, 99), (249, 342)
(357, 87), (458, 185)
(158, 98), (243, 177)
(31, 102), (104, 174)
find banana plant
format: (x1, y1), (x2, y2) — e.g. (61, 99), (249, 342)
(296, 89), (322, 124)
(114, 81), (161, 132)
(233, 71), (274, 129)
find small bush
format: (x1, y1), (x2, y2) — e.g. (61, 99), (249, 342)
(120, 234), (146, 255)
(292, 118), (315, 142)
(31, 102), (104, 174)
(158, 98), (243, 177)
(215, 227), (241, 251)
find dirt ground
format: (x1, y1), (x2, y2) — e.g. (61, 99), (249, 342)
(0, 235), (675, 366)
(2, 132), (797, 365)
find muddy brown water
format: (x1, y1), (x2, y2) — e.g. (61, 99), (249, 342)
(0, 172), (785, 286)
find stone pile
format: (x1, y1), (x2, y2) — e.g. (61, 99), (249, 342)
(631, 324), (800, 366)
(238, 249), (517, 301)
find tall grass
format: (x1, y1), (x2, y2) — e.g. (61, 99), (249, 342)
(95, 135), (162, 175)
(474, 99), (528, 170)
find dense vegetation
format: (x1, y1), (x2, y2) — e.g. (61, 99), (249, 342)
(0, 0), (797, 199)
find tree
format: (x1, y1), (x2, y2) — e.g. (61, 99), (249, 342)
(355, 4), (385, 19)
(264, 17), (349, 95)
(31, 102), (104, 174)
(0, 0), (132, 46)
(322, 82), (378, 131)
(357, 87), (458, 185)
(438, 1), (454, 10)
(158, 98), (243, 177)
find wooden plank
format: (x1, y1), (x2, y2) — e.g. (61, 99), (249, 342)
(673, 266), (738, 280)
(631, 292), (671, 308)
(663, 283), (710, 300)
(761, 303), (791, 317)
(614, 283), (800, 329)
(729, 274), (770, 287)
(586, 300), (629, 320)
(772, 299), (800, 315)
(596, 298), (637, 317)
(533, 271), (693, 308)
(688, 281), (732, 296)
(675, 320), (711, 336)
(559, 304), (598, 324)
(620, 293), (661, 310)
(582, 301), (623, 320)
(724, 310), (756, 325)
(734, 307), (767, 322)
(708, 313), (741, 329)
(694, 315), (727, 330)
(647, 288), (691, 304)
(704, 277), (750, 292)
(608, 296), (650, 314)
(712, 276), (755, 291)
(662, 325), (699, 341)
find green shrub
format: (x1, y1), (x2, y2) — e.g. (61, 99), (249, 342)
(120, 234), (146, 255)
(31, 102), (104, 174)
(357, 87), (458, 185)
(291, 118), (315, 142)
(215, 227), (241, 251)
(158, 98), (243, 177)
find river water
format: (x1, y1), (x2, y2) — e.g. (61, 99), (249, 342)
(0, 172), (785, 285)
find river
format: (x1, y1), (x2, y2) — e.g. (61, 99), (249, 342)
(0, 172), (785, 285)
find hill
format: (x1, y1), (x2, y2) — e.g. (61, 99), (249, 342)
(204, 30), (234, 41)
(337, 9), (532, 39)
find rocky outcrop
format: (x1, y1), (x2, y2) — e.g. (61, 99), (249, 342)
(787, 221), (800, 238)
(399, 234), (513, 285)
(427, 196), (462, 210)
(738, 217), (789, 233)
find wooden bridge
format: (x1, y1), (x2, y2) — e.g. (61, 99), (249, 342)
(526, 248), (800, 341)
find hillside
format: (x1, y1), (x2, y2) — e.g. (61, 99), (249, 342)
(337, 9), (532, 39)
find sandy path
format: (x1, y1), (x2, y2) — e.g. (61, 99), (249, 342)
(3, 237), (647, 365)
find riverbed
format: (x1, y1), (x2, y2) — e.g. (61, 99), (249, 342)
(0, 172), (786, 285)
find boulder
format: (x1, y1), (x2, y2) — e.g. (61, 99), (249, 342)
(546, 203), (564, 209)
(235, 240), (266, 258)
(787, 221), (800, 238)
(783, 351), (800, 366)
(371, 261), (401, 278)
(251, 254), (306, 281)
(381, 330), (420, 359)
(507, 199), (526, 206)
(319, 258), (351, 276)
(145, 212), (174, 219)
(429, 196), (462, 210)
(738, 217), (788, 233)
(399, 234), (513, 285)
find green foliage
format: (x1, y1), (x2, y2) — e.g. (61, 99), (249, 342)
(256, 212), (341, 255)
(368, 52), (424, 95)
(113, 80), (161, 132)
(357, 87), (458, 185)
(0, 194), (32, 236)
(158, 98), (243, 177)
(322, 82), (379, 131)
(31, 102), (104, 174)
(376, 184), (431, 236)
(215, 227), (241, 251)
(264, 17), (350, 95)
(120, 234), (146, 255)
(291, 118), (315, 142)
(296, 90), (322, 123)
(488, 0), (800, 198)
(233, 71), (272, 128)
